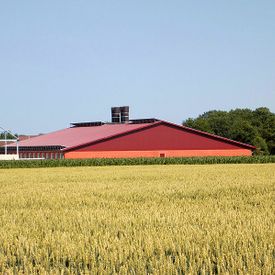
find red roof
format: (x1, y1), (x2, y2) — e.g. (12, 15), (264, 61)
(7, 120), (256, 151)
(0, 135), (37, 147)
(13, 123), (155, 149)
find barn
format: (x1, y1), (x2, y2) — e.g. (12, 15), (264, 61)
(3, 107), (255, 159)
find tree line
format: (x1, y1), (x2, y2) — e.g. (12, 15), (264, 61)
(183, 107), (275, 155)
(0, 133), (18, 140)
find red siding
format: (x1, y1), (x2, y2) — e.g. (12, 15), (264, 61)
(75, 124), (248, 152)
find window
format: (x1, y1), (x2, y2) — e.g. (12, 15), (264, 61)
(160, 153), (165, 158)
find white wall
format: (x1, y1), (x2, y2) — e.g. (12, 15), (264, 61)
(0, 154), (19, 160)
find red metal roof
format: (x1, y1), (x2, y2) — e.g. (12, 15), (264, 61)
(0, 135), (37, 147)
(8, 120), (256, 151)
(12, 123), (156, 149)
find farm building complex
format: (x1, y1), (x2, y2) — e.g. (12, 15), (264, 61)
(1, 107), (256, 159)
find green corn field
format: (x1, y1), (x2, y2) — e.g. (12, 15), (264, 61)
(0, 155), (275, 169)
(0, 164), (274, 274)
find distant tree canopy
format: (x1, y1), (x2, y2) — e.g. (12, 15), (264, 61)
(183, 107), (275, 155)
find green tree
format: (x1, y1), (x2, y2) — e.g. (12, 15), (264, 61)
(253, 136), (269, 155)
(183, 107), (275, 155)
(0, 132), (17, 140)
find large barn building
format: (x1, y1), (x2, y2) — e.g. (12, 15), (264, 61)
(2, 107), (256, 159)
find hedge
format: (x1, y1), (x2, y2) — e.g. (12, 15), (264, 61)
(0, 156), (275, 169)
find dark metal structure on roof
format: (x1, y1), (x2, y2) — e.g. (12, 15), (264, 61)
(129, 118), (159, 124)
(111, 107), (121, 123)
(71, 121), (105, 127)
(111, 106), (130, 123)
(120, 106), (129, 123)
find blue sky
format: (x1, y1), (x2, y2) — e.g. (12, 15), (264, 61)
(0, 1), (274, 134)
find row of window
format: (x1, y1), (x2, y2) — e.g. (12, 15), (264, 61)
(19, 152), (64, 159)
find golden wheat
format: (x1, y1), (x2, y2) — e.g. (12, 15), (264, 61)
(0, 164), (274, 274)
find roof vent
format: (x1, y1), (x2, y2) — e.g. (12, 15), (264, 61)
(111, 106), (129, 123)
(129, 118), (159, 124)
(70, 121), (104, 127)
(120, 106), (129, 123)
(111, 107), (121, 123)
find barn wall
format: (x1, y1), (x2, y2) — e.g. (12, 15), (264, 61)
(65, 149), (252, 159)
(75, 124), (249, 152)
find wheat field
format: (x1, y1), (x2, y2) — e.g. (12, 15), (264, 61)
(0, 164), (274, 274)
